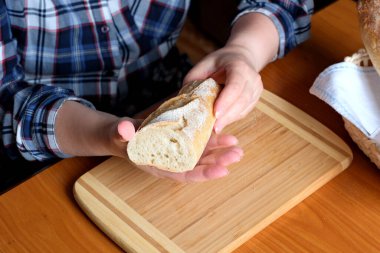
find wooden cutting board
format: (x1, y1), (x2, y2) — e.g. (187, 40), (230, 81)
(74, 90), (352, 253)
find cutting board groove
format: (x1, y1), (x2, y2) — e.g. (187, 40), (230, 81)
(74, 90), (352, 253)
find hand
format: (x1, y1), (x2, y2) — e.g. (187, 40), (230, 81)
(55, 101), (141, 157)
(117, 117), (242, 182)
(184, 45), (264, 133)
(111, 117), (141, 157)
(136, 133), (243, 182)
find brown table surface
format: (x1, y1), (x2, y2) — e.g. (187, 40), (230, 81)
(2, 1), (380, 252)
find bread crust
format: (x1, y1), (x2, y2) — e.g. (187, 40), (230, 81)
(358, 0), (380, 74)
(127, 78), (221, 172)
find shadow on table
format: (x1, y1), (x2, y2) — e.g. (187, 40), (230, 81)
(0, 156), (58, 195)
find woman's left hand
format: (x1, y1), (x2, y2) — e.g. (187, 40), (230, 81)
(184, 44), (263, 133)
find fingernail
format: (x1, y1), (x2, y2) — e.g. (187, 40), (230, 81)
(221, 169), (230, 177)
(231, 137), (239, 145)
(233, 154), (242, 163)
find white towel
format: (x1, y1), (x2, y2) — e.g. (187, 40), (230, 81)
(310, 62), (380, 144)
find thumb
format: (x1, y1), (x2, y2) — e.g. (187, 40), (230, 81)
(117, 118), (139, 142)
(183, 59), (217, 85)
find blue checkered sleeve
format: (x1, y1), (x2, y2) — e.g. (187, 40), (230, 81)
(0, 2), (94, 161)
(237, 0), (314, 59)
(0, 0), (189, 161)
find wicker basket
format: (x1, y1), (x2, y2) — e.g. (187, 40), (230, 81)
(343, 49), (380, 168)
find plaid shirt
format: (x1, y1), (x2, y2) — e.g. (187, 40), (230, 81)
(0, 0), (313, 161)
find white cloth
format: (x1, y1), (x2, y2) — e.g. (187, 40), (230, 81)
(310, 62), (380, 144)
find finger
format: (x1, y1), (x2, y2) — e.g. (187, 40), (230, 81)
(183, 57), (218, 84)
(214, 97), (255, 133)
(214, 88), (253, 133)
(205, 134), (239, 150)
(215, 76), (263, 132)
(213, 65), (248, 120)
(235, 75), (263, 119)
(238, 96), (257, 118)
(199, 147), (243, 166)
(184, 165), (229, 182)
(117, 119), (136, 142)
(203, 134), (239, 157)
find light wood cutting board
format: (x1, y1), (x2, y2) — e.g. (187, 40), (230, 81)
(74, 90), (352, 253)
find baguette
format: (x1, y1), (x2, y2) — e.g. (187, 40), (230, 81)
(358, 0), (380, 74)
(127, 78), (221, 172)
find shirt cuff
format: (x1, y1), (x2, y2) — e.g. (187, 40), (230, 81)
(16, 96), (95, 161)
(45, 97), (95, 159)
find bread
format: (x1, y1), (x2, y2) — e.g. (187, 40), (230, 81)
(127, 78), (221, 173)
(358, 0), (380, 74)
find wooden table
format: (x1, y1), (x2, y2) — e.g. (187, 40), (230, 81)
(2, 0), (380, 252)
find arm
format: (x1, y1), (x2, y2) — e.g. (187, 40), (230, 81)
(226, 12), (279, 73)
(0, 1), (131, 161)
(54, 100), (138, 158)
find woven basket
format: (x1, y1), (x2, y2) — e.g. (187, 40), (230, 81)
(343, 49), (380, 168)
